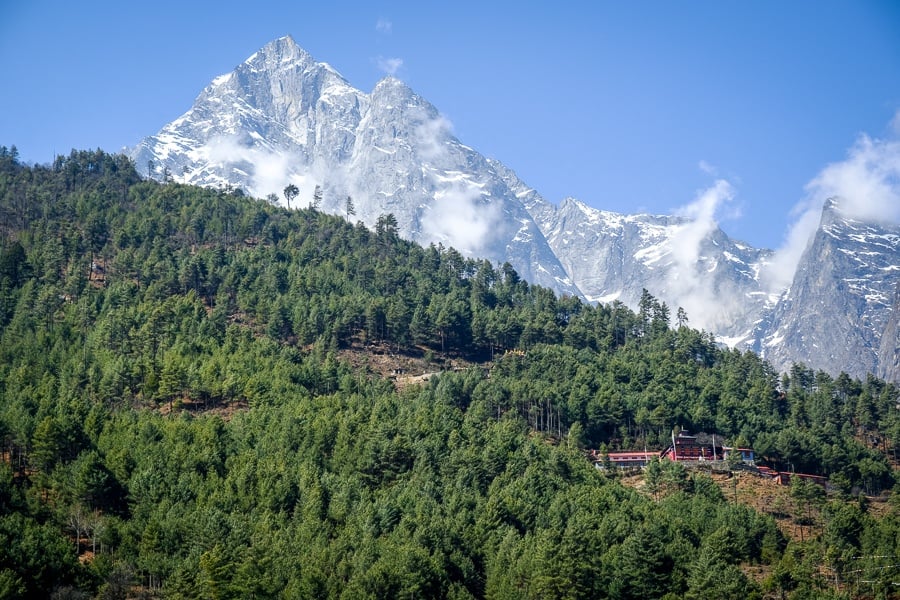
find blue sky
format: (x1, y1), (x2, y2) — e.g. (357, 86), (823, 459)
(2, 1), (899, 251)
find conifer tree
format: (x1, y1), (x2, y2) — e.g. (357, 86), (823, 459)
(283, 184), (299, 210)
(345, 195), (355, 221)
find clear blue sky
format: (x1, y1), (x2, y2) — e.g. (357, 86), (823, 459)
(2, 1), (899, 250)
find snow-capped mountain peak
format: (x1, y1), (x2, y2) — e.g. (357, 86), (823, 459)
(755, 198), (900, 377)
(130, 37), (580, 296)
(131, 37), (900, 381)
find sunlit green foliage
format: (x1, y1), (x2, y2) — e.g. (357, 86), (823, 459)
(0, 147), (897, 597)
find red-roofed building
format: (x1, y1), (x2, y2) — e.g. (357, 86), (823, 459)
(589, 431), (756, 470)
(756, 465), (778, 477)
(661, 431), (723, 462)
(600, 451), (662, 469)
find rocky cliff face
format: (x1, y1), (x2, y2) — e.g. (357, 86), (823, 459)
(132, 36), (364, 189)
(878, 284), (900, 382)
(524, 196), (774, 340)
(130, 36), (578, 296)
(755, 200), (900, 378)
(131, 36), (900, 381)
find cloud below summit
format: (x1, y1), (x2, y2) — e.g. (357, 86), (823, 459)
(205, 135), (293, 197)
(665, 179), (738, 331)
(375, 56), (404, 76)
(412, 112), (500, 255)
(764, 113), (900, 292)
(672, 179), (735, 268)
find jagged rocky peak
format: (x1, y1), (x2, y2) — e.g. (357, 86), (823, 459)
(130, 36), (582, 297)
(130, 36), (900, 381)
(822, 196), (841, 213)
(252, 35), (313, 66)
(365, 76), (440, 137)
(205, 35), (320, 103)
(820, 195), (900, 233)
(756, 196), (900, 380)
(819, 197), (854, 231)
(229, 35), (354, 125)
(527, 191), (772, 338)
(372, 75), (413, 95)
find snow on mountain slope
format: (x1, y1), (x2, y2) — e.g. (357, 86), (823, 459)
(131, 36), (578, 296)
(756, 199), (900, 379)
(521, 191), (773, 339)
(131, 36), (900, 381)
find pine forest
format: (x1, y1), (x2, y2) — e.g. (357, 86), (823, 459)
(1, 147), (899, 599)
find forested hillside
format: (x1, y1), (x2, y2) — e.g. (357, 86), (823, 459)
(1, 147), (898, 598)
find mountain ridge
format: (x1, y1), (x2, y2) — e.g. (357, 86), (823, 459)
(131, 36), (580, 297)
(130, 36), (900, 381)
(756, 199), (900, 378)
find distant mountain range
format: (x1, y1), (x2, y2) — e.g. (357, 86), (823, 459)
(131, 36), (900, 382)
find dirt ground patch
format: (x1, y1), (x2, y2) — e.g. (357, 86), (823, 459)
(158, 396), (249, 420)
(620, 467), (824, 543)
(338, 341), (486, 390)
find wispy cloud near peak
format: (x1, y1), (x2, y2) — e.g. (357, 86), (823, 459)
(698, 160), (718, 176)
(375, 56), (404, 76)
(764, 111), (900, 292)
(376, 18), (392, 34)
(646, 179), (742, 332)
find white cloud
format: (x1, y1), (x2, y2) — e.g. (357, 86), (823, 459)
(412, 111), (500, 254)
(252, 152), (295, 199)
(413, 111), (454, 160)
(421, 181), (500, 255)
(672, 179), (734, 264)
(204, 135), (304, 201)
(764, 119), (900, 292)
(375, 56), (404, 76)
(762, 202), (822, 292)
(664, 180), (739, 331)
(805, 135), (900, 223)
(376, 18), (392, 34)
(698, 159), (718, 176)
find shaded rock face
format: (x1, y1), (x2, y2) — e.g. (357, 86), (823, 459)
(878, 284), (900, 383)
(132, 37), (900, 381)
(757, 201), (900, 379)
(520, 194), (773, 341)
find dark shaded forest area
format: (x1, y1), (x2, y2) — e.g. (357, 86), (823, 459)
(0, 147), (898, 598)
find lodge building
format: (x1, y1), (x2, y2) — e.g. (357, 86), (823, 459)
(593, 431), (755, 469)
